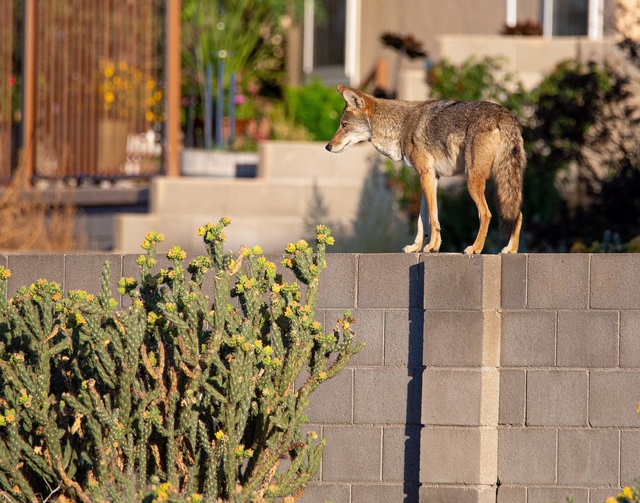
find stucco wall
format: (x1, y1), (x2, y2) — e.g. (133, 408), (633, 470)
(2, 252), (639, 503)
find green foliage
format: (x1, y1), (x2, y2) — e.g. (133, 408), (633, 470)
(0, 219), (362, 502)
(427, 56), (531, 114)
(284, 80), (345, 141)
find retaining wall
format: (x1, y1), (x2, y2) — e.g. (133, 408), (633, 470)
(2, 252), (639, 503)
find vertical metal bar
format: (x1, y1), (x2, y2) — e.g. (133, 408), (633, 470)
(228, 72), (236, 148)
(543, 0), (554, 39)
(22, 0), (36, 181)
(215, 58), (225, 149)
(303, 0), (314, 76)
(204, 64), (213, 149)
(165, 0), (181, 177)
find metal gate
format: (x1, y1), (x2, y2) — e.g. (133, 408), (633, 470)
(5, 0), (166, 181)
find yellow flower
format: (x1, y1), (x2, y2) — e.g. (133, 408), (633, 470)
(147, 78), (156, 90)
(146, 111), (155, 123)
(104, 91), (115, 104)
(605, 498), (617, 503)
(215, 430), (224, 440)
(622, 487), (633, 498)
(104, 63), (114, 78)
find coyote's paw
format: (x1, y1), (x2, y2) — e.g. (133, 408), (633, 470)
(500, 245), (517, 254)
(403, 243), (421, 253)
(464, 245), (481, 255)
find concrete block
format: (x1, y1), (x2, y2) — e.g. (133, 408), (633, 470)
(496, 486), (526, 503)
(501, 253), (527, 309)
(324, 308), (383, 367)
(422, 427), (497, 484)
(499, 369), (526, 425)
(306, 369), (353, 424)
(422, 254), (500, 311)
(357, 254), (421, 309)
(557, 311), (618, 368)
(526, 369), (588, 426)
(424, 310), (485, 367)
(620, 311), (640, 368)
(527, 254), (589, 309)
(6, 254), (65, 296)
(322, 426), (382, 482)
(354, 368), (420, 425)
(317, 253), (357, 309)
(382, 426), (421, 483)
(353, 484), (409, 502)
(591, 255), (640, 309)
(423, 369), (498, 426)
(590, 370), (640, 427)
(64, 254), (122, 297)
(421, 486), (493, 503)
(497, 428), (556, 484)
(297, 483), (350, 503)
(500, 311), (556, 367)
(621, 431), (640, 486)
(528, 487), (588, 503)
(557, 429), (618, 485)
(384, 309), (424, 367)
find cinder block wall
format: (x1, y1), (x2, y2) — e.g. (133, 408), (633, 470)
(2, 252), (639, 503)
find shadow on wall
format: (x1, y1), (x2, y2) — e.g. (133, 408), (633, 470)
(304, 155), (413, 253)
(404, 261), (424, 502)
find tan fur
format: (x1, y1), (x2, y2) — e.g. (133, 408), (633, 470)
(326, 85), (526, 254)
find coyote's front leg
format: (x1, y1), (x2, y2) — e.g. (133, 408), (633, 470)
(403, 193), (427, 253)
(420, 169), (441, 253)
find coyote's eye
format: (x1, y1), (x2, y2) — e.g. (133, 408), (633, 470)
(341, 122), (347, 128)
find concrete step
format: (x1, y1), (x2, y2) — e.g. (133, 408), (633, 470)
(259, 141), (374, 181)
(116, 213), (305, 255)
(149, 177), (364, 222)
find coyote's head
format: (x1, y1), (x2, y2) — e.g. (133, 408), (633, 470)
(325, 85), (372, 153)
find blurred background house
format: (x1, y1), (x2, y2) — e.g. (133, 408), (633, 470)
(290, 0), (618, 94)
(0, 0), (637, 254)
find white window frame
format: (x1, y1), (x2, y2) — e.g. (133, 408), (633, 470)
(303, 0), (360, 86)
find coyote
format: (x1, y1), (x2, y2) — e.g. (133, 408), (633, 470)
(325, 85), (525, 254)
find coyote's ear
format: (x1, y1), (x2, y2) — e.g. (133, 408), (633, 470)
(337, 85), (366, 110)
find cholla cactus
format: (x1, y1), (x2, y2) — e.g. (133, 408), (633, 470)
(0, 218), (362, 502)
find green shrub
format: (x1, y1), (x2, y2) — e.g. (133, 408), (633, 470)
(0, 219), (362, 502)
(284, 80), (345, 141)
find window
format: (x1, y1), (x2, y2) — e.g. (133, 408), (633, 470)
(542, 0), (603, 39)
(303, 0), (359, 85)
(554, 0), (588, 35)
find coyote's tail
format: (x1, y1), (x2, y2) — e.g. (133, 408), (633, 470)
(493, 116), (526, 237)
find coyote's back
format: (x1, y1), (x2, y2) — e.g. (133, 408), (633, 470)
(326, 85), (525, 254)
